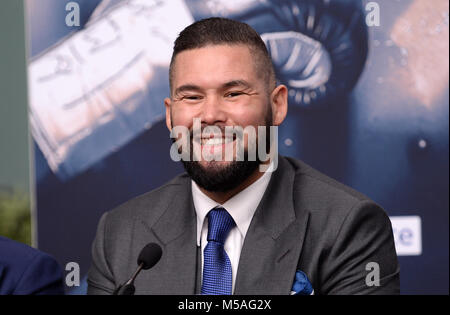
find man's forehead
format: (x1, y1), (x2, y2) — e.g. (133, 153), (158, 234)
(172, 44), (254, 69)
(175, 43), (253, 57)
(171, 44), (259, 85)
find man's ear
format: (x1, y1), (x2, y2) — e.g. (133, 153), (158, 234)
(164, 97), (172, 132)
(270, 84), (288, 126)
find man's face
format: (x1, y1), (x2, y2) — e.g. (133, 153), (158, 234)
(165, 44), (286, 191)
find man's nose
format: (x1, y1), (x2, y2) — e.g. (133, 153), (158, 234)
(200, 95), (227, 125)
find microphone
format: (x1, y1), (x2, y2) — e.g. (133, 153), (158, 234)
(113, 243), (163, 295)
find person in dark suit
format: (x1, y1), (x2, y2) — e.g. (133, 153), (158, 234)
(0, 236), (65, 295)
(87, 17), (399, 295)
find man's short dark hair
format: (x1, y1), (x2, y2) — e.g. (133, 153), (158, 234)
(169, 17), (276, 93)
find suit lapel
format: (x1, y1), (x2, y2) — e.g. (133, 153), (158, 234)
(134, 178), (199, 294)
(234, 157), (310, 295)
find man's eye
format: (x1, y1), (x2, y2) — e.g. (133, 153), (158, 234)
(226, 92), (244, 98)
(183, 95), (202, 101)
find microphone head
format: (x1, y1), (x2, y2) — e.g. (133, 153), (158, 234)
(137, 243), (162, 270)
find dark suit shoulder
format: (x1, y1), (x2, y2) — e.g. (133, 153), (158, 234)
(284, 156), (372, 209)
(0, 236), (64, 295)
(104, 173), (190, 228)
(282, 156), (387, 237)
(0, 236), (42, 263)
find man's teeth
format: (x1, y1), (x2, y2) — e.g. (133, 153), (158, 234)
(201, 137), (234, 145)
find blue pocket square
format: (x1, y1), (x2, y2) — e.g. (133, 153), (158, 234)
(290, 270), (314, 295)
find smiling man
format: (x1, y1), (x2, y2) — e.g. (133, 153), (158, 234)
(166, 33), (284, 203)
(87, 17), (400, 295)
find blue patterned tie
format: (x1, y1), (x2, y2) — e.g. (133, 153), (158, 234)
(201, 207), (236, 295)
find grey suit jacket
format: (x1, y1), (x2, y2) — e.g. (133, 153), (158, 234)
(87, 156), (400, 295)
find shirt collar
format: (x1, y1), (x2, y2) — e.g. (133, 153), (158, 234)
(191, 164), (273, 246)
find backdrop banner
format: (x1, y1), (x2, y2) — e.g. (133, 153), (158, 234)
(27, 0), (449, 294)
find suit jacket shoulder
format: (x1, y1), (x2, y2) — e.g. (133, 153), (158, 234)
(287, 156), (370, 205)
(104, 173), (191, 234)
(0, 236), (65, 295)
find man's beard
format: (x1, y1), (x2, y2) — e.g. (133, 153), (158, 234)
(182, 151), (260, 192)
(174, 108), (273, 193)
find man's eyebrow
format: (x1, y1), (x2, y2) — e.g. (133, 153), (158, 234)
(174, 84), (202, 96)
(222, 80), (252, 89)
(173, 80), (252, 96)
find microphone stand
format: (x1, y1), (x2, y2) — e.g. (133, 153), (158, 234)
(113, 263), (144, 295)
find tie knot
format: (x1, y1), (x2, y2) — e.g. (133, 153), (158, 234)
(207, 207), (236, 244)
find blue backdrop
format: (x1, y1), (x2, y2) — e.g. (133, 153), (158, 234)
(27, 0), (449, 294)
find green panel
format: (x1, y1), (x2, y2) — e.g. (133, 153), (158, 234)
(0, 0), (32, 245)
(0, 0), (29, 192)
